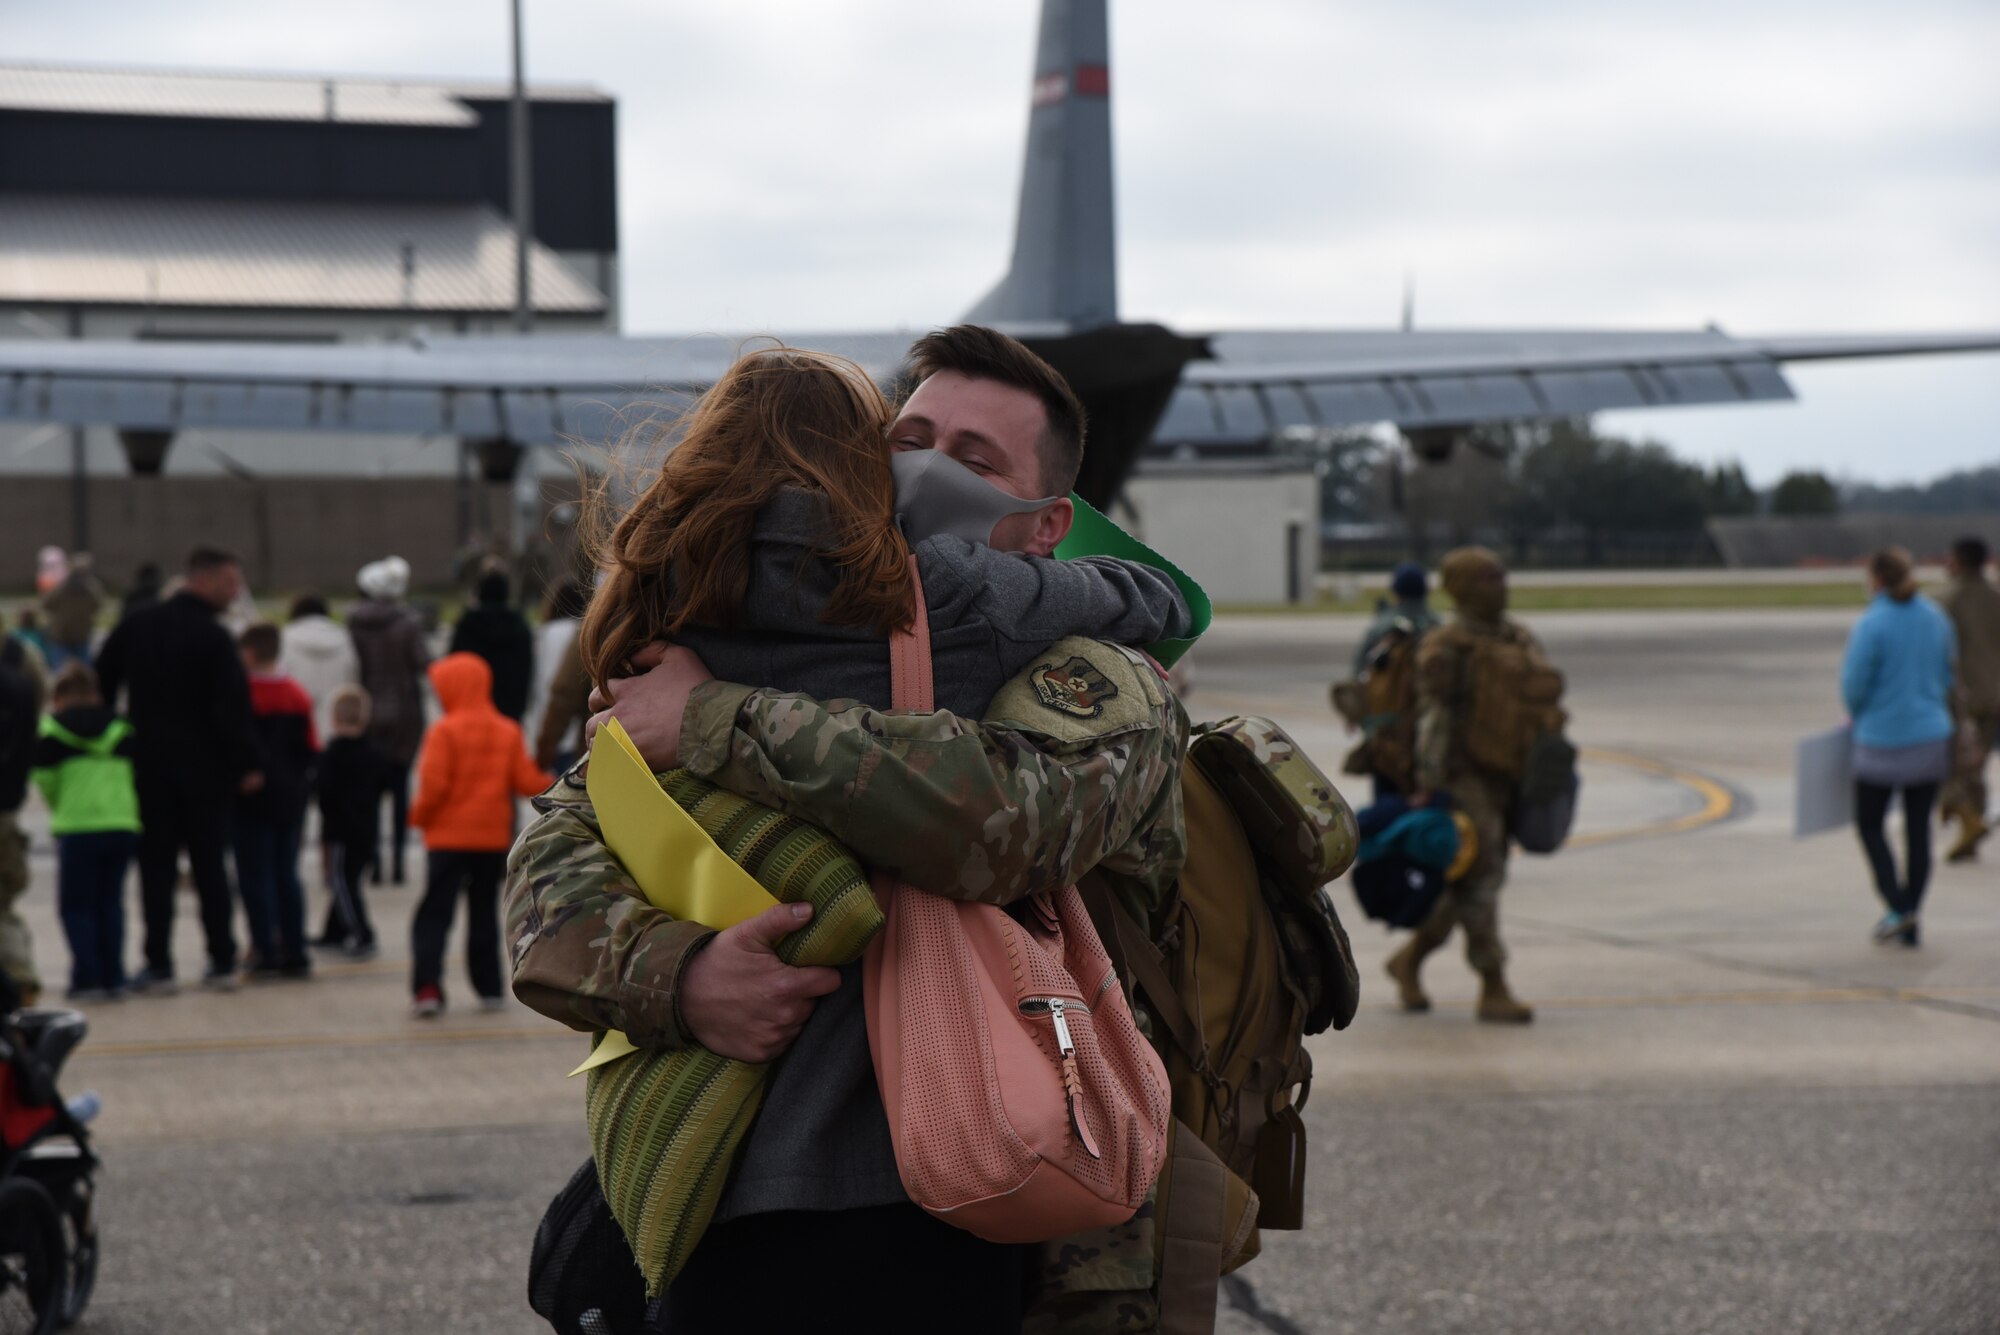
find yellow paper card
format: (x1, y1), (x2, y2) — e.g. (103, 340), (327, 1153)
(569, 1029), (638, 1077)
(569, 718), (783, 1077)
(586, 718), (780, 927)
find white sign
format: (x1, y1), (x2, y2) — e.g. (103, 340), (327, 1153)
(1794, 725), (1854, 838)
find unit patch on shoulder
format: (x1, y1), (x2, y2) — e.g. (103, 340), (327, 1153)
(1031, 655), (1121, 718)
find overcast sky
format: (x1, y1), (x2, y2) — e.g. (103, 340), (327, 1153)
(6, 0), (1997, 486)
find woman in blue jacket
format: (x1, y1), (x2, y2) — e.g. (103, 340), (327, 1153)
(1841, 547), (1957, 946)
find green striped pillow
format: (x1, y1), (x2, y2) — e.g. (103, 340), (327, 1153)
(586, 770), (884, 1296)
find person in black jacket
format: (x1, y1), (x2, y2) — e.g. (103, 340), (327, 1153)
(449, 567), (535, 721)
(94, 546), (264, 993)
(234, 624), (318, 980)
(313, 684), (393, 957)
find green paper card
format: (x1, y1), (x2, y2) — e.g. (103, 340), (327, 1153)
(1055, 495), (1211, 667)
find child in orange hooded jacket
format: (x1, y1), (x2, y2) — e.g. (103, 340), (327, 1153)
(407, 652), (552, 1016)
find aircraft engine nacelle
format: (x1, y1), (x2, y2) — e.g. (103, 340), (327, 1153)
(118, 428), (176, 476)
(1400, 425), (1476, 464)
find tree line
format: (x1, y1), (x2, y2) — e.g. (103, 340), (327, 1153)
(1293, 420), (1926, 544)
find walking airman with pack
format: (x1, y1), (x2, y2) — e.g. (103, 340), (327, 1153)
(1940, 535), (2000, 862)
(1383, 546), (1569, 1025)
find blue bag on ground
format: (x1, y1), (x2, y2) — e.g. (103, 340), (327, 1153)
(1350, 795), (1461, 928)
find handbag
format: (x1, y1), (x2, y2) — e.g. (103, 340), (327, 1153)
(863, 557), (1171, 1243)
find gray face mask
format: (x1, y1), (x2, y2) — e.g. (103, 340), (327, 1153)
(891, 450), (1060, 549)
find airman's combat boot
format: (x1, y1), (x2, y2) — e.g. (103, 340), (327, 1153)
(1476, 972), (1533, 1024)
(1945, 805), (1987, 864)
(1384, 937), (1436, 1012)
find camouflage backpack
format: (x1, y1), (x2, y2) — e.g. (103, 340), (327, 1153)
(1438, 626), (1567, 782)
(1084, 715), (1360, 1326)
(1332, 619), (1427, 790)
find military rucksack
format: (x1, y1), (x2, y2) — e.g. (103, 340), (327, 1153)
(1332, 619), (1426, 790)
(1084, 715), (1360, 1327)
(1438, 626), (1567, 782)
(1425, 623), (1579, 853)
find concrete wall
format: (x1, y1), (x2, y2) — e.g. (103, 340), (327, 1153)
(1122, 462), (1320, 604)
(0, 476), (516, 594)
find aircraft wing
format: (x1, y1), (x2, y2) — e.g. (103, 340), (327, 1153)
(3, 323), (1997, 487)
(0, 331), (928, 448)
(1153, 327), (2000, 446)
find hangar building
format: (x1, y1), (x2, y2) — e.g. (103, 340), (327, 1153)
(0, 63), (617, 588)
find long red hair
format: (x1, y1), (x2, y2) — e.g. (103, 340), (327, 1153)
(579, 346), (913, 691)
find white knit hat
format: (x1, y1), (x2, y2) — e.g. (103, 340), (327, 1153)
(357, 555), (411, 600)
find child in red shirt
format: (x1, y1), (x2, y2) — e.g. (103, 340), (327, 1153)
(236, 623), (319, 979)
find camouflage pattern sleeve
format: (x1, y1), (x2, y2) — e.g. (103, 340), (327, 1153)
(678, 637), (1189, 906)
(1413, 626), (1464, 793)
(502, 766), (716, 1048)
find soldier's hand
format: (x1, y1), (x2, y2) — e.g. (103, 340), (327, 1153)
(681, 902), (842, 1063)
(585, 644), (713, 769)
(586, 642), (670, 717)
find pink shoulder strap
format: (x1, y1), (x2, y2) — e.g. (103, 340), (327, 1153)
(888, 554), (934, 712)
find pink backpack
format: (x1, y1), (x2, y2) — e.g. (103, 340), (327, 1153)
(863, 558), (1171, 1242)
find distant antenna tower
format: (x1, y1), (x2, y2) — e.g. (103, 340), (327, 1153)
(1401, 272), (1415, 332)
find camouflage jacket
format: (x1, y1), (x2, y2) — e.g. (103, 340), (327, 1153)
(1413, 614), (1546, 794)
(504, 635), (1189, 1049)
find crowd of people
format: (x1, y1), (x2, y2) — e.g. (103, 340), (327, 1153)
(0, 544), (592, 1014)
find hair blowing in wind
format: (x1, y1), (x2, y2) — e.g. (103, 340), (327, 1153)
(578, 347), (915, 692)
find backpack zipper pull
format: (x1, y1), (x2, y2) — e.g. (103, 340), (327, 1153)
(1049, 998), (1075, 1054)
(1050, 1000), (1102, 1160)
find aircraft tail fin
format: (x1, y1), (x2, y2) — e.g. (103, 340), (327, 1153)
(965, 0), (1118, 330)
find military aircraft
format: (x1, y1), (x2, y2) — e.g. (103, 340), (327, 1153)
(2, 0), (1995, 509)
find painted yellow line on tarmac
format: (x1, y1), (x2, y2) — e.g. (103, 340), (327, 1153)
(1367, 984), (2000, 1014)
(1566, 745), (1736, 849)
(81, 1025), (578, 1059)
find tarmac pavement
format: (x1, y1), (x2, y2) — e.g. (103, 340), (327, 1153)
(13, 608), (1997, 1333)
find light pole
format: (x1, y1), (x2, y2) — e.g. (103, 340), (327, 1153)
(510, 0), (533, 333)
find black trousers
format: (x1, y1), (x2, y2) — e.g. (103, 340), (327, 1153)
(1855, 780), (1939, 915)
(135, 775), (238, 977)
(376, 763), (413, 883)
(664, 1204), (1027, 1335)
(319, 840), (376, 946)
(409, 850), (505, 1000)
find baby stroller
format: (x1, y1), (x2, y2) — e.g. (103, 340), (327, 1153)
(0, 999), (100, 1335)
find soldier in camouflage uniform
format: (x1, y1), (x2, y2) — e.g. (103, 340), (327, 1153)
(1940, 536), (2000, 862)
(0, 631), (48, 1001)
(1384, 547), (1538, 1025)
(508, 638), (1187, 1331)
